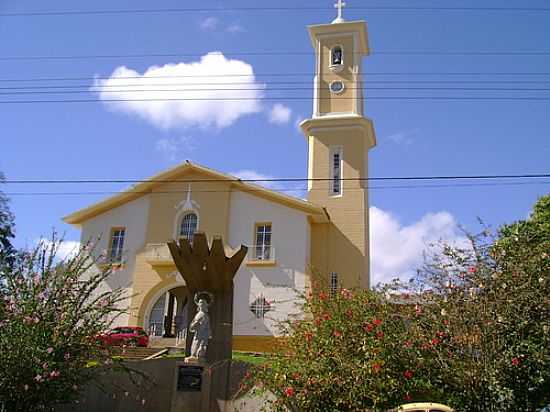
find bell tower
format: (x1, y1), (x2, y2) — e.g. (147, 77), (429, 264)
(300, 1), (376, 289)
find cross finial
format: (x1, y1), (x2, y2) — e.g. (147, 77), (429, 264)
(332, 0), (346, 24)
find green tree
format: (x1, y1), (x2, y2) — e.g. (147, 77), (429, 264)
(0, 172), (16, 268)
(0, 238), (133, 412)
(408, 195), (550, 411)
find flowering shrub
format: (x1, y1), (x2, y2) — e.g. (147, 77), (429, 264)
(404, 195), (550, 411)
(250, 285), (443, 411)
(0, 238), (130, 411)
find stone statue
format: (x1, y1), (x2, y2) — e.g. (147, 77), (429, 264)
(187, 292), (213, 362)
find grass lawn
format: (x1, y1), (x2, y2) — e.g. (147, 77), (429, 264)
(162, 351), (269, 365)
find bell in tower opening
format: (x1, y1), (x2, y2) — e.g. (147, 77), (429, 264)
(331, 46), (343, 66)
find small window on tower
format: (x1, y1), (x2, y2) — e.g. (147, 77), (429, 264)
(331, 46), (343, 67)
(330, 147), (343, 196)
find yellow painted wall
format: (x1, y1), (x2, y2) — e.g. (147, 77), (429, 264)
(307, 125), (373, 289)
(318, 35), (357, 115)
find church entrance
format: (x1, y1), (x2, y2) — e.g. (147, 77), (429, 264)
(147, 286), (188, 338)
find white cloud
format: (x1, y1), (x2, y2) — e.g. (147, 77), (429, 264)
(370, 207), (466, 285)
(385, 129), (419, 145)
(155, 136), (194, 162)
(200, 16), (219, 30)
(230, 169), (306, 199)
(93, 52), (264, 130)
(268, 103), (292, 125)
(37, 239), (81, 261)
(226, 24), (245, 34)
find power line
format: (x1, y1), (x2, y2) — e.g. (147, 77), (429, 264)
(5, 174), (549, 184)
(2, 86), (550, 96)
(4, 80), (550, 91)
(2, 96), (550, 104)
(2, 72), (550, 83)
(3, 50), (550, 61)
(1, 6), (549, 17)
(4, 181), (550, 197)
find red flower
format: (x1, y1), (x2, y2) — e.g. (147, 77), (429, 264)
(284, 387), (295, 397)
(372, 363), (382, 373)
(314, 318), (321, 326)
(511, 357), (520, 366)
(305, 332), (313, 342)
(404, 392), (412, 401)
(403, 370), (414, 379)
(431, 338), (440, 346)
(468, 266), (477, 273)
(340, 288), (352, 299)
(346, 309), (354, 318)
(376, 331), (384, 339)
(323, 313), (331, 321)
(363, 322), (374, 332)
(319, 292), (328, 301)
(403, 340), (413, 348)
(443, 319), (450, 325)
(372, 319), (382, 326)
(333, 330), (343, 338)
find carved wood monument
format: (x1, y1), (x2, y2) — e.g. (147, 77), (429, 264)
(167, 232), (248, 411)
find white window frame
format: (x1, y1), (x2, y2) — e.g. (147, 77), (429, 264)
(329, 146), (343, 197)
(109, 227), (126, 264)
(254, 223), (273, 261)
(179, 212), (198, 242)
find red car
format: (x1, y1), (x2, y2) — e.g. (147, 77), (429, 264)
(98, 326), (149, 348)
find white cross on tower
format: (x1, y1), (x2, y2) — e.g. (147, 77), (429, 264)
(333, 0), (347, 24)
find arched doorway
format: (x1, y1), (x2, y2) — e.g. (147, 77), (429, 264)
(147, 286), (189, 337)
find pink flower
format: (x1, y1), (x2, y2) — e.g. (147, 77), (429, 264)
(468, 266), (477, 273)
(284, 387), (295, 397)
(511, 357), (520, 366)
(403, 370), (414, 379)
(49, 370), (60, 379)
(42, 362), (48, 370)
(46, 347), (54, 354)
(64, 353), (71, 360)
(333, 330), (343, 338)
(322, 313), (331, 321)
(403, 340), (413, 348)
(340, 288), (352, 299)
(34, 374), (43, 382)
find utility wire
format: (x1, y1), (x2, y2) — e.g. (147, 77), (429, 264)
(5, 181), (550, 197)
(5, 174), (549, 184)
(4, 80), (550, 91)
(2, 87), (550, 96)
(3, 51), (550, 61)
(2, 96), (550, 104)
(1, 6), (549, 17)
(2, 72), (550, 83)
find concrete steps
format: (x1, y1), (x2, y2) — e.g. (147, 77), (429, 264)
(115, 347), (167, 360)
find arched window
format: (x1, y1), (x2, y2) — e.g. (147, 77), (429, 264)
(179, 212), (198, 241)
(331, 46), (343, 67)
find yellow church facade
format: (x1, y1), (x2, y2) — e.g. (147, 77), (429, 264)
(63, 13), (376, 352)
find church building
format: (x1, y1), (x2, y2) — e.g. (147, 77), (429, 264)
(63, 6), (376, 352)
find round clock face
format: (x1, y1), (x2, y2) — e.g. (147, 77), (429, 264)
(330, 81), (345, 94)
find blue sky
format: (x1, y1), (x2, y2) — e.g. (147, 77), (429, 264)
(1, 0), (549, 282)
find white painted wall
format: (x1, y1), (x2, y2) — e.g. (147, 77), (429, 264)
(80, 195), (151, 327)
(228, 191), (310, 336)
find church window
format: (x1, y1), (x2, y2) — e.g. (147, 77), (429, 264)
(331, 45), (343, 67)
(109, 227), (125, 264)
(329, 80), (345, 94)
(330, 147), (343, 196)
(250, 295), (271, 319)
(254, 223), (272, 260)
(180, 212), (198, 242)
(330, 272), (339, 297)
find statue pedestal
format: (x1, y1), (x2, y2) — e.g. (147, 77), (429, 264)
(171, 361), (210, 411)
